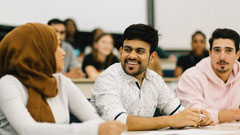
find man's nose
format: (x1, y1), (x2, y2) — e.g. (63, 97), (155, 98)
(128, 50), (138, 59)
(219, 50), (226, 59)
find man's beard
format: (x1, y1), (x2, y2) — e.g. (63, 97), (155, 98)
(121, 59), (148, 77)
(217, 67), (229, 73)
(216, 60), (229, 73)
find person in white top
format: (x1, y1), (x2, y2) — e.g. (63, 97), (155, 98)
(92, 24), (214, 131)
(0, 23), (125, 135)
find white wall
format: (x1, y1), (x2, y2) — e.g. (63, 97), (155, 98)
(155, 0), (240, 50)
(0, 0), (147, 33)
(3, 0), (239, 50)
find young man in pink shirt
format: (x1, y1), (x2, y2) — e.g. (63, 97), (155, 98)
(177, 28), (240, 124)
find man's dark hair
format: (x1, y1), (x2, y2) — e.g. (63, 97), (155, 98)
(123, 24), (159, 54)
(47, 18), (64, 26)
(209, 28), (240, 53)
(192, 30), (206, 40)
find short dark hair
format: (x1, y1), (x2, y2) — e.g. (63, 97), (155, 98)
(192, 30), (206, 40)
(209, 28), (240, 53)
(47, 18), (64, 26)
(123, 24), (158, 54)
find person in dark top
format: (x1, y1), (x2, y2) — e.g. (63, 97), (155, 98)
(82, 33), (119, 79)
(174, 31), (209, 77)
(64, 18), (86, 55)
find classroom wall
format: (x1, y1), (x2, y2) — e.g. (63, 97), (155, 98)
(1, 0), (239, 50)
(0, 0), (147, 33)
(155, 0), (240, 50)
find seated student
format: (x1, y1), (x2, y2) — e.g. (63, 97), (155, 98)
(84, 28), (119, 57)
(84, 28), (104, 55)
(82, 33), (119, 79)
(64, 18), (84, 55)
(174, 31), (209, 77)
(156, 46), (177, 62)
(48, 18), (85, 78)
(148, 53), (163, 76)
(176, 28), (240, 124)
(148, 46), (179, 77)
(91, 24), (214, 131)
(0, 23), (125, 135)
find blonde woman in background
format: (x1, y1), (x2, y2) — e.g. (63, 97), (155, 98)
(82, 33), (119, 79)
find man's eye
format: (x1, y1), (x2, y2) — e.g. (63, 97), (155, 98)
(226, 49), (233, 53)
(213, 49), (220, 52)
(200, 40), (205, 44)
(193, 40), (198, 43)
(136, 49), (145, 54)
(124, 48), (131, 52)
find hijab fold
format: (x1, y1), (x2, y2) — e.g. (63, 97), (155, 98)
(0, 23), (58, 123)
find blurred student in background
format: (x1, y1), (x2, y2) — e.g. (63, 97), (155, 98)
(156, 46), (177, 62)
(174, 31), (208, 77)
(82, 33), (119, 79)
(84, 28), (119, 57)
(48, 18), (85, 78)
(0, 23), (125, 135)
(84, 28), (104, 55)
(64, 18), (85, 56)
(148, 54), (163, 76)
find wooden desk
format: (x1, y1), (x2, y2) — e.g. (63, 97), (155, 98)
(125, 122), (240, 135)
(72, 77), (178, 98)
(72, 78), (95, 98)
(163, 77), (178, 83)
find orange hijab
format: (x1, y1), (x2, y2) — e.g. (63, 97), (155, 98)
(0, 23), (58, 123)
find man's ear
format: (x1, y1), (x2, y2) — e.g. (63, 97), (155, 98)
(119, 47), (122, 58)
(208, 50), (212, 56)
(236, 50), (240, 60)
(150, 51), (157, 62)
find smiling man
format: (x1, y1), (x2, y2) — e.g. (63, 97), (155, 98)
(91, 24), (213, 131)
(177, 28), (240, 124)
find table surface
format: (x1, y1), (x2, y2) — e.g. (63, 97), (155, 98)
(71, 77), (179, 98)
(71, 77), (179, 83)
(124, 122), (240, 135)
(71, 77), (240, 135)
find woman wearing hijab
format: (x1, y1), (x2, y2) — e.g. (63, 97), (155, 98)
(0, 23), (125, 135)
